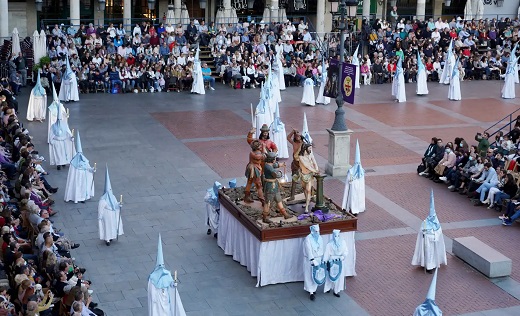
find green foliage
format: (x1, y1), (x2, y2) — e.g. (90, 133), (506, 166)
(32, 55), (51, 71)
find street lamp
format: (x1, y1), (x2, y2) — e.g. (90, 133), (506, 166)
(330, 0), (358, 131)
(389, 0), (396, 6)
(148, 0), (156, 10)
(496, 0), (504, 7)
(98, 0), (106, 11)
(444, 0), (451, 6)
(35, 0), (43, 11)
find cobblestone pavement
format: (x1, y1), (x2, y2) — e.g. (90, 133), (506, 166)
(16, 79), (520, 316)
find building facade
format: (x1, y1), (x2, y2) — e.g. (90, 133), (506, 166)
(1, 0), (519, 39)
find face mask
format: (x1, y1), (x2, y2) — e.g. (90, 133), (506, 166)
(460, 143), (463, 147)
(446, 149), (451, 153)
(500, 137), (504, 140)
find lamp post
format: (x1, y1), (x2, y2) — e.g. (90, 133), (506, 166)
(325, 0), (358, 177)
(98, 0), (106, 11)
(35, 0), (43, 31)
(148, 0), (156, 20)
(330, 0), (358, 131)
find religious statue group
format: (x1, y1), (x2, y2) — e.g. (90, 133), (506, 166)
(245, 124), (319, 222)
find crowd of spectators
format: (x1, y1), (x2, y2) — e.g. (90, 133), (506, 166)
(0, 97), (102, 315)
(366, 15), (520, 85)
(417, 116), (520, 227)
(18, 18), (328, 96)
(5, 12), (520, 97)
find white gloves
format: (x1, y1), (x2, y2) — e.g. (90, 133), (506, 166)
(311, 259), (320, 266)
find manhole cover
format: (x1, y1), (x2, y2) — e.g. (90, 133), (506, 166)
(365, 169), (375, 173)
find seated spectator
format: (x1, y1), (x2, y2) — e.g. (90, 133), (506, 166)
(360, 60), (372, 85)
(201, 63), (215, 91)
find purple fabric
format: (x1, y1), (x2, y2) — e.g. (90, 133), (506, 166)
(297, 210), (341, 222)
(0, 154), (9, 164)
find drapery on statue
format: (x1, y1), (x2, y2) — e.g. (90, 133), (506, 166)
(287, 128), (304, 201)
(299, 142), (319, 213)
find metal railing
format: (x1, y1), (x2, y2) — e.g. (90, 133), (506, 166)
(484, 108), (520, 144)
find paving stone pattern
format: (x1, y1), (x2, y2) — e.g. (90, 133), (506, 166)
(15, 80), (520, 315)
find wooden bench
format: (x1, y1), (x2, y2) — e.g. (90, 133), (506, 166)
(452, 236), (512, 278)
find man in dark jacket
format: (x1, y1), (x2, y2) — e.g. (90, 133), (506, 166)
(419, 138), (444, 177)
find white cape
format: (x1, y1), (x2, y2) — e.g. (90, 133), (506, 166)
(439, 56), (454, 85)
(301, 78), (316, 106)
(316, 77), (330, 105)
(276, 55), (286, 91)
(58, 75), (80, 102)
(255, 107), (274, 140)
(47, 104), (68, 143)
(302, 234), (324, 294)
(27, 93), (47, 121)
(502, 73), (516, 99)
(392, 73), (406, 102)
(64, 165), (94, 203)
(515, 63), (519, 84)
(48, 134), (75, 166)
(98, 199), (124, 241)
(416, 69), (429, 95)
(323, 238), (348, 294)
(147, 279), (186, 316)
(271, 75), (282, 103)
(354, 65), (360, 89)
(204, 193), (219, 232)
(342, 176), (365, 214)
(270, 127), (289, 159)
(411, 227), (447, 270)
(448, 73), (461, 101)
(191, 61), (205, 95)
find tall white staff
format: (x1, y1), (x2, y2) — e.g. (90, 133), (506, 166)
(117, 194), (122, 241)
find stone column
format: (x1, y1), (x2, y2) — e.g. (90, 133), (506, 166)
(316, 0), (325, 34)
(324, 11), (333, 32)
(70, 0), (80, 28)
(94, 7), (104, 27)
(433, 0), (443, 18)
(124, 0), (132, 31)
(158, 0), (168, 25)
(270, 0), (279, 22)
(26, 1), (38, 34)
(325, 129), (353, 177)
(362, 0), (370, 19)
(0, 0), (9, 38)
(417, 0), (426, 21)
(175, 0), (182, 25)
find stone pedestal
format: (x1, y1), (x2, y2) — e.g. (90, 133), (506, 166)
(325, 129), (353, 177)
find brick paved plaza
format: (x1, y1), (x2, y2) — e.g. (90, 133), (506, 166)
(19, 79), (520, 315)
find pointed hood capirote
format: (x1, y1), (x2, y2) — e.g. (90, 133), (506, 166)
(413, 268), (442, 316)
(149, 234), (175, 289)
(100, 165), (120, 211)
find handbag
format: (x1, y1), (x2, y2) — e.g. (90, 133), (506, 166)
(434, 164), (446, 175)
